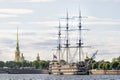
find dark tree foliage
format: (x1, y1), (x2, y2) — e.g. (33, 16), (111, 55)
(1, 56), (120, 70)
(0, 61), (5, 67)
(89, 56), (120, 70)
(5, 61), (16, 68)
(0, 60), (49, 69)
(104, 62), (111, 70)
(32, 60), (40, 69)
(111, 61), (119, 70)
(117, 63), (120, 70)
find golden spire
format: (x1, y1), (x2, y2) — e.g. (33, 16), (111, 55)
(17, 27), (18, 44)
(16, 26), (19, 51)
(14, 27), (20, 62)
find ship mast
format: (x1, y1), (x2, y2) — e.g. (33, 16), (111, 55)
(77, 9), (89, 62)
(78, 10), (82, 62)
(58, 21), (61, 62)
(65, 12), (70, 63)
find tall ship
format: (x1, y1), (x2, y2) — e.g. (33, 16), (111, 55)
(49, 10), (98, 75)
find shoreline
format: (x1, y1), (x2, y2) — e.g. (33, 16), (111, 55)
(0, 68), (48, 74)
(90, 70), (120, 75)
(1, 68), (120, 75)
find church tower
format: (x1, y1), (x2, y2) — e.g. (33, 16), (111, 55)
(20, 53), (25, 62)
(14, 27), (21, 62)
(36, 53), (40, 61)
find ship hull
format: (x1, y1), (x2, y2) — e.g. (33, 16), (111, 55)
(49, 62), (89, 75)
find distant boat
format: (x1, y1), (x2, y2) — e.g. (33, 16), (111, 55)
(49, 10), (98, 75)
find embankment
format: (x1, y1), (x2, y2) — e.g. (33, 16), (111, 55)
(0, 68), (48, 74)
(90, 70), (120, 75)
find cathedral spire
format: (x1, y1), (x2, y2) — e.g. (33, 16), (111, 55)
(14, 27), (21, 62)
(16, 27), (19, 51)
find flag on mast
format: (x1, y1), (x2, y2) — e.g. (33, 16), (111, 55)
(53, 54), (57, 59)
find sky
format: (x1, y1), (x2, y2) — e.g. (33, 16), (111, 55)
(0, 0), (120, 62)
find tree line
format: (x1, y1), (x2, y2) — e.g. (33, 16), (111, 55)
(0, 60), (50, 69)
(0, 56), (120, 70)
(90, 56), (120, 70)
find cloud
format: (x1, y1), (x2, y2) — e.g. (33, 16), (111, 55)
(28, 0), (56, 3)
(1, 16), (120, 26)
(0, 0), (56, 3)
(7, 22), (22, 25)
(70, 16), (120, 26)
(0, 8), (33, 18)
(79, 0), (120, 3)
(102, 0), (120, 2)
(84, 30), (120, 61)
(28, 16), (120, 27)
(28, 21), (59, 26)
(0, 14), (18, 18)
(0, 8), (33, 14)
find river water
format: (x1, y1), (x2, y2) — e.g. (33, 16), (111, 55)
(0, 74), (120, 80)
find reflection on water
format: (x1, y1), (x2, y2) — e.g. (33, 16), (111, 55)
(0, 74), (120, 80)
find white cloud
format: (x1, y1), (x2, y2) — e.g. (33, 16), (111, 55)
(0, 14), (18, 18)
(0, 8), (33, 18)
(7, 22), (22, 25)
(80, 0), (120, 3)
(32, 16), (120, 27)
(0, 0), (56, 3)
(6, 16), (120, 26)
(102, 0), (120, 2)
(81, 16), (120, 25)
(84, 30), (120, 61)
(0, 8), (33, 14)
(28, 0), (56, 2)
(28, 21), (59, 26)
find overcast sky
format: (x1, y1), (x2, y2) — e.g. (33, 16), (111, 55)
(0, 0), (120, 62)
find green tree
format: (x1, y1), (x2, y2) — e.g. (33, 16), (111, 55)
(32, 60), (39, 69)
(111, 61), (119, 70)
(0, 61), (5, 67)
(117, 63), (120, 70)
(5, 61), (16, 68)
(104, 62), (110, 70)
(98, 62), (104, 70)
(92, 62), (97, 69)
(39, 60), (49, 69)
(15, 62), (22, 68)
(21, 60), (31, 67)
(117, 56), (120, 62)
(112, 58), (117, 62)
